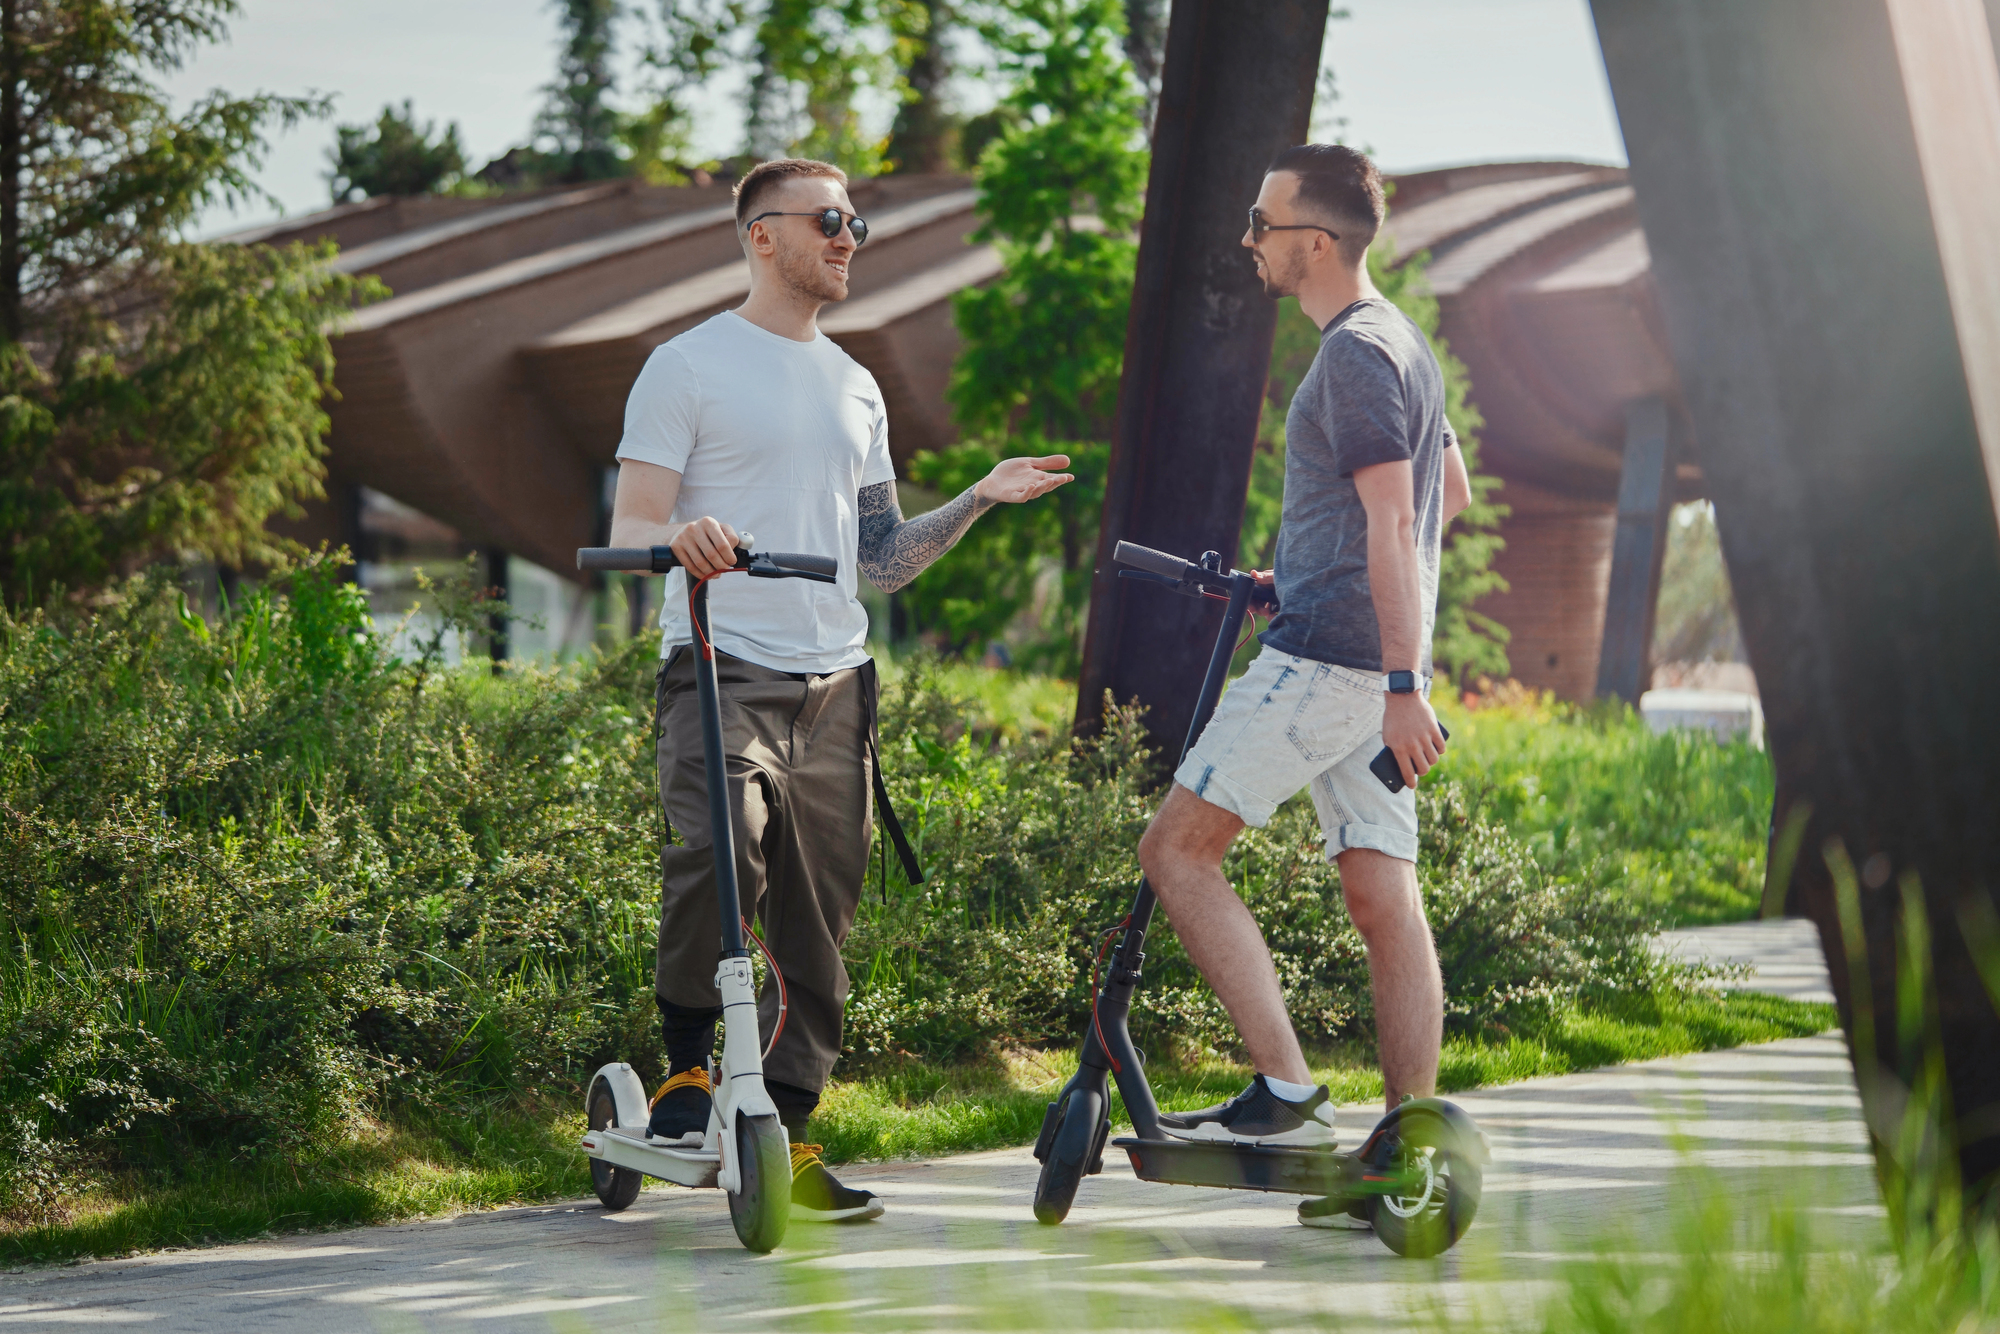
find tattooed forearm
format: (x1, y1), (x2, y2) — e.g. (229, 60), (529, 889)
(856, 481), (997, 593)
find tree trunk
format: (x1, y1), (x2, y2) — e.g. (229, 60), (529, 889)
(887, 0), (953, 173)
(1074, 0), (1327, 761)
(1591, 0), (2000, 1222)
(0, 0), (22, 343)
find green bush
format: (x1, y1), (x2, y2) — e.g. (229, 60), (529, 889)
(0, 572), (1702, 1225)
(1432, 684), (1775, 925)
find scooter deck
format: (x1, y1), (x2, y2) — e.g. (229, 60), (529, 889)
(1113, 1136), (1373, 1198)
(581, 1127), (720, 1189)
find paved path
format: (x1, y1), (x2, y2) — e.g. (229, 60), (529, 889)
(1658, 916), (1837, 1004)
(0, 924), (1868, 1333)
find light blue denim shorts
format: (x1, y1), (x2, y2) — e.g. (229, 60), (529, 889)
(1171, 648), (1424, 863)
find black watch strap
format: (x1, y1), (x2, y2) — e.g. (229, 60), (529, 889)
(1386, 670), (1418, 694)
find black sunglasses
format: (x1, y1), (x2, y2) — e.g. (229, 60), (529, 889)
(1247, 207), (1338, 242)
(742, 207), (869, 246)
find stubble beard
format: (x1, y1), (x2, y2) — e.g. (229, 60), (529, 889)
(1255, 244), (1306, 299)
(776, 238), (849, 306)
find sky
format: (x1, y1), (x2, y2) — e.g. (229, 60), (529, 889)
(165, 0), (1627, 237)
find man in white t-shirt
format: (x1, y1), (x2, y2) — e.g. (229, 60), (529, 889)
(605, 157), (1070, 1222)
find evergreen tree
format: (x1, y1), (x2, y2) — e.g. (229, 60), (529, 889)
(536, 0), (625, 181)
(901, 0), (1145, 669)
(0, 0), (379, 606)
(327, 101), (468, 202)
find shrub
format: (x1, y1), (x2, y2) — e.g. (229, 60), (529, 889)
(0, 574), (1697, 1223)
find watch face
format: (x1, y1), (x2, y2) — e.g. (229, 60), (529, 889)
(1388, 671), (1417, 694)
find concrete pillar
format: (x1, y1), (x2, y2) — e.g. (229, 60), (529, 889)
(1474, 486), (1617, 701)
(1594, 397), (1675, 704)
(1074, 0), (1329, 757)
(1591, 0), (2000, 1212)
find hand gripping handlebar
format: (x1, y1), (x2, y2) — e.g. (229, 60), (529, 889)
(1112, 540), (1276, 610)
(577, 537), (837, 584)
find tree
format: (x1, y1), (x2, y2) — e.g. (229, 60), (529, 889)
(327, 101), (468, 202)
(623, 0), (740, 182)
(747, 0), (894, 172)
(900, 0), (1146, 669)
(0, 0), (379, 606)
(537, 0), (625, 181)
(883, 0), (954, 172)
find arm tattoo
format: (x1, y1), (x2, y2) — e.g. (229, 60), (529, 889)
(856, 481), (997, 593)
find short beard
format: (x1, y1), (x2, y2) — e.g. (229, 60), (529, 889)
(775, 237), (848, 305)
(1255, 244), (1308, 299)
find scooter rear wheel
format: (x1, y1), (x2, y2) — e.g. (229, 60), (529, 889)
(1367, 1109), (1483, 1258)
(1033, 1085), (1102, 1225)
(586, 1074), (643, 1212)
(728, 1113), (791, 1253)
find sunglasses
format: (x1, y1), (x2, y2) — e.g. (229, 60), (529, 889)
(742, 207), (870, 246)
(1247, 207), (1339, 242)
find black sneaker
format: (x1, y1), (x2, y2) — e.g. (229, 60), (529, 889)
(790, 1143), (885, 1222)
(1175, 1075), (1338, 1147)
(1299, 1194), (1372, 1230)
(645, 1068), (711, 1146)
(1157, 1084), (1260, 1139)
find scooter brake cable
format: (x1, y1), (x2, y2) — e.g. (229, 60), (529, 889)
(1090, 916), (1132, 1074)
(742, 915), (788, 1060)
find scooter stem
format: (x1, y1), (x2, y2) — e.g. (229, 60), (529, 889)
(692, 580), (749, 960)
(1085, 567), (1258, 1143)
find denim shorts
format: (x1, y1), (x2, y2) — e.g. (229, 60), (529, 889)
(1171, 648), (1424, 864)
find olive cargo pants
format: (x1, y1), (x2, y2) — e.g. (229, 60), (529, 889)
(653, 648), (874, 1094)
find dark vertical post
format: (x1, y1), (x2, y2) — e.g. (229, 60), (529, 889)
(1594, 397), (1674, 704)
(1590, 0), (2000, 1213)
(484, 546), (510, 673)
(1075, 0), (1329, 755)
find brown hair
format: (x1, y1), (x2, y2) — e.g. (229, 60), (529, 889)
(1266, 144), (1384, 264)
(733, 158), (849, 228)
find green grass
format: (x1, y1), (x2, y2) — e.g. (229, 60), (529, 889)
(3, 989), (1833, 1267)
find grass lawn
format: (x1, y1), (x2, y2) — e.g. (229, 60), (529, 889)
(3, 989), (1833, 1266)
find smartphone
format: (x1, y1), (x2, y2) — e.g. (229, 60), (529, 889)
(1370, 723), (1450, 794)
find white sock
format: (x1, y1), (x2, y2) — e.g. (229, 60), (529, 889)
(1260, 1074), (1319, 1103)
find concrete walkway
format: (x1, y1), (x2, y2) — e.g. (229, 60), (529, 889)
(0, 924), (1870, 1333)
(1658, 916), (1837, 1004)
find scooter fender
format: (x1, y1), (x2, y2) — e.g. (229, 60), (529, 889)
(1352, 1097), (1491, 1169)
(711, 955), (780, 1195)
(588, 1062), (651, 1132)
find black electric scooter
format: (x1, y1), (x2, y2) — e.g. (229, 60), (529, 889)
(1030, 541), (1489, 1259)
(571, 537), (837, 1254)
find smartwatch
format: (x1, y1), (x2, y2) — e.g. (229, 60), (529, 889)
(1386, 670), (1418, 695)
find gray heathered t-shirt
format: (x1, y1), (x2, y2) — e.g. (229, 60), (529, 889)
(1258, 297), (1453, 676)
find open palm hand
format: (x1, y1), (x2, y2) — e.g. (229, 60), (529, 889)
(975, 454), (1074, 504)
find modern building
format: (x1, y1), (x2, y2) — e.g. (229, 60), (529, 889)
(252, 161), (1697, 695)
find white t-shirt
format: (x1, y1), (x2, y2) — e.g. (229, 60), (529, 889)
(614, 310), (897, 674)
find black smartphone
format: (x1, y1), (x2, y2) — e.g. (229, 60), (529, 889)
(1370, 723), (1450, 794)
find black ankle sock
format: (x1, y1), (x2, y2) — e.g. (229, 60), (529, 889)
(766, 1079), (821, 1143)
(657, 996), (722, 1076)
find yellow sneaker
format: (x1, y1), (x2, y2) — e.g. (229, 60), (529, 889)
(789, 1142), (884, 1222)
(645, 1067), (711, 1146)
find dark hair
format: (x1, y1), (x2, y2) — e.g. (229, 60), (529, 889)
(733, 157), (848, 228)
(1266, 143), (1383, 263)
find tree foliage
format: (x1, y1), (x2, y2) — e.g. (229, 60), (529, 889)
(327, 100), (469, 202)
(901, 0), (1145, 669)
(0, 0), (378, 607)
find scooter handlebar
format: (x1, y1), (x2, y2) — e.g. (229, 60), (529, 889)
(1113, 541), (1194, 581)
(575, 544), (836, 583)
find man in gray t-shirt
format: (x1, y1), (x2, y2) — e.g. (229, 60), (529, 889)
(1134, 146), (1474, 1181)
(1261, 299), (1455, 676)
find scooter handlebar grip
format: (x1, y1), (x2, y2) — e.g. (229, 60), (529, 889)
(1113, 540), (1191, 580)
(764, 552), (838, 578)
(577, 547), (665, 572)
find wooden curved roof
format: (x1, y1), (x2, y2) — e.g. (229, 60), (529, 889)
(251, 161), (1686, 576)
(1384, 161), (1695, 504)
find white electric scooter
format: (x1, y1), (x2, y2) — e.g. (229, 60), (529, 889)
(572, 537), (837, 1254)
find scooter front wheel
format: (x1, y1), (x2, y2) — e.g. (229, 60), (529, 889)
(1033, 1085), (1102, 1225)
(728, 1113), (792, 1252)
(586, 1073), (644, 1212)
(1367, 1109), (1483, 1258)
